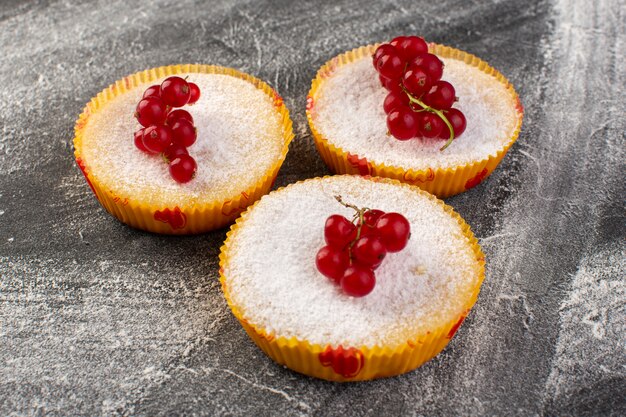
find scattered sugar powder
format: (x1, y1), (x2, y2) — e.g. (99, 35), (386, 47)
(80, 73), (285, 208)
(224, 176), (482, 348)
(312, 55), (519, 169)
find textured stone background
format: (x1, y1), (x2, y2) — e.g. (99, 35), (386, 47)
(0, 0), (624, 415)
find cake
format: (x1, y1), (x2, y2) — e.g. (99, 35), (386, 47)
(74, 64), (294, 234)
(219, 175), (485, 381)
(307, 42), (523, 197)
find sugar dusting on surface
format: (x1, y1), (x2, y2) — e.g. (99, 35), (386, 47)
(80, 73), (285, 208)
(543, 243), (626, 408)
(312, 55), (518, 169)
(223, 176), (481, 348)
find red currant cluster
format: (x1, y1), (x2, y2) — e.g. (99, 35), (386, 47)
(134, 76), (201, 183)
(315, 196), (411, 297)
(373, 36), (466, 151)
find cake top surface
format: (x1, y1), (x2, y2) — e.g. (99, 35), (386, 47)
(79, 72), (286, 208)
(223, 176), (482, 348)
(311, 53), (518, 170)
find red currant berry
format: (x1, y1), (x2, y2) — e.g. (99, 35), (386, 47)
(169, 154), (197, 183)
(418, 113), (445, 138)
(379, 74), (403, 93)
(135, 96), (167, 127)
(316, 246), (350, 283)
(356, 223), (371, 239)
(402, 65), (432, 97)
(363, 209), (385, 227)
(411, 53), (444, 82)
(423, 81), (456, 110)
(391, 36), (428, 61)
(187, 82), (200, 105)
(438, 126), (452, 140)
(376, 51), (405, 80)
(357, 209), (386, 237)
(354, 258), (382, 271)
(142, 125), (173, 153)
(374, 213), (411, 252)
(166, 109), (194, 126)
(356, 227), (373, 238)
(387, 106), (419, 140)
(162, 143), (189, 163)
(340, 265), (376, 297)
(440, 108), (466, 138)
(360, 258), (383, 270)
(171, 119), (197, 147)
(383, 91), (409, 114)
(143, 84), (161, 99)
(160, 76), (191, 108)
(389, 36), (406, 48)
(134, 128), (152, 154)
(372, 44), (397, 69)
(352, 235), (387, 267)
(324, 215), (356, 249)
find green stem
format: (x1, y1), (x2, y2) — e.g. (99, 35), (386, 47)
(403, 89), (455, 151)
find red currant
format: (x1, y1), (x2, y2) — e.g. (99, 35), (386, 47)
(423, 80), (456, 110)
(143, 84), (161, 99)
(418, 113), (445, 138)
(171, 119), (197, 147)
(372, 44), (397, 69)
(383, 91), (409, 114)
(402, 65), (431, 97)
(439, 108), (466, 139)
(376, 50), (405, 80)
(374, 213), (411, 252)
(316, 246), (350, 283)
(356, 227), (372, 238)
(352, 235), (387, 267)
(187, 82), (200, 105)
(142, 125), (173, 153)
(169, 154), (197, 183)
(160, 76), (191, 108)
(363, 209), (385, 227)
(388, 36), (406, 48)
(162, 143), (189, 163)
(134, 128), (152, 154)
(135, 96), (167, 127)
(387, 106), (419, 140)
(324, 215), (356, 249)
(166, 109), (194, 126)
(379, 74), (403, 93)
(340, 265), (376, 297)
(358, 209), (386, 237)
(411, 53), (444, 82)
(391, 36), (428, 61)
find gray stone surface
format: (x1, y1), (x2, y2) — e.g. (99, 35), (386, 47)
(0, 0), (624, 415)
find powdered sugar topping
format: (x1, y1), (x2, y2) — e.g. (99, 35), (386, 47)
(80, 72), (285, 208)
(223, 176), (482, 348)
(312, 54), (518, 169)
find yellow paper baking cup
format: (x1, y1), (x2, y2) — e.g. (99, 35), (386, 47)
(73, 64), (294, 234)
(219, 175), (485, 382)
(306, 44), (524, 198)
